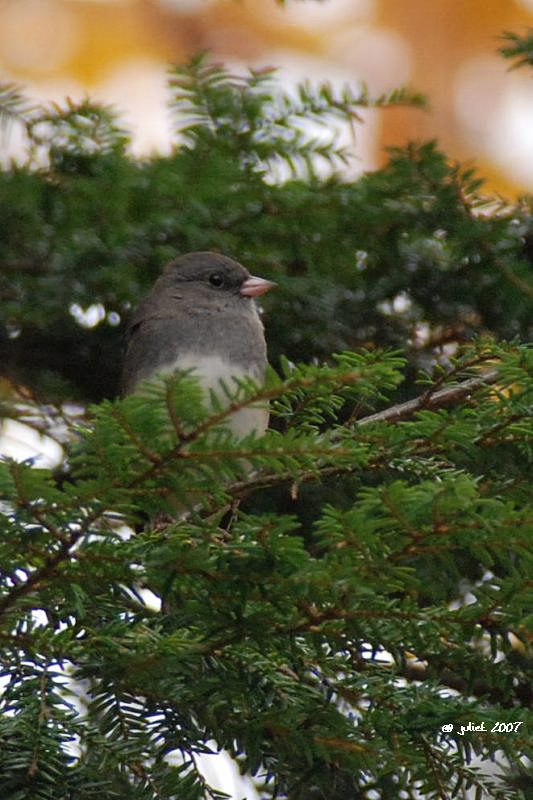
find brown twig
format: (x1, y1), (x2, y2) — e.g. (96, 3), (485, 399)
(356, 369), (499, 427)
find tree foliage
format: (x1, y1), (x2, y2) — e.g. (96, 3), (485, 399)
(2, 31), (533, 800)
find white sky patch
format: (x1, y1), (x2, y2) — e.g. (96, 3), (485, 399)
(0, 418), (63, 468)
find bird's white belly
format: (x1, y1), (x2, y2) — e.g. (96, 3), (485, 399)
(162, 354), (268, 437)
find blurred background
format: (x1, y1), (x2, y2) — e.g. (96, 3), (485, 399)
(2, 0), (533, 196)
(2, 9), (533, 795)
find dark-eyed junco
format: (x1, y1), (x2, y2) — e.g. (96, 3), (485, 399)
(121, 251), (276, 436)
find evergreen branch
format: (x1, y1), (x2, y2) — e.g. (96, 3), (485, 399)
(4, 42), (533, 800)
(9, 460), (67, 542)
(167, 54), (426, 178)
(128, 442), (354, 496)
(114, 366), (369, 499)
(165, 381), (188, 440)
(109, 406), (162, 464)
(495, 256), (533, 299)
(498, 30), (533, 71)
(398, 653), (533, 708)
(357, 369), (499, 426)
(476, 412), (528, 446)
(419, 737), (452, 800)
(0, 534), (77, 617)
(0, 499), (104, 618)
(226, 365), (503, 494)
(28, 668), (49, 779)
(24, 97), (130, 167)
(176, 369), (362, 442)
(277, 602), (504, 636)
(218, 365), (507, 498)
(226, 463), (344, 500)
(0, 82), (33, 129)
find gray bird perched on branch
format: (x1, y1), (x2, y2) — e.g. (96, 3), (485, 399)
(120, 251), (276, 436)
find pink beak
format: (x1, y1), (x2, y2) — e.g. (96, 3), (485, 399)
(240, 275), (277, 297)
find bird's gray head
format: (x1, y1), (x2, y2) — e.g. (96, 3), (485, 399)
(156, 252), (276, 304)
(120, 251), (276, 399)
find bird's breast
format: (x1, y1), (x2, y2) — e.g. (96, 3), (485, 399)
(163, 353), (269, 437)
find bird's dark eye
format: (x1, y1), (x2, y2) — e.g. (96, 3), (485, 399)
(209, 273), (224, 288)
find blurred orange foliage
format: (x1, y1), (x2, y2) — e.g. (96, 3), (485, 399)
(1, 0), (533, 194)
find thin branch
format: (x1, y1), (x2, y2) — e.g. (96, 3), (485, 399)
(396, 651), (533, 708)
(110, 407), (162, 464)
(0, 505), (104, 618)
(142, 368), (505, 513)
(176, 369), (363, 444)
(496, 259), (533, 300)
(357, 369), (499, 427)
